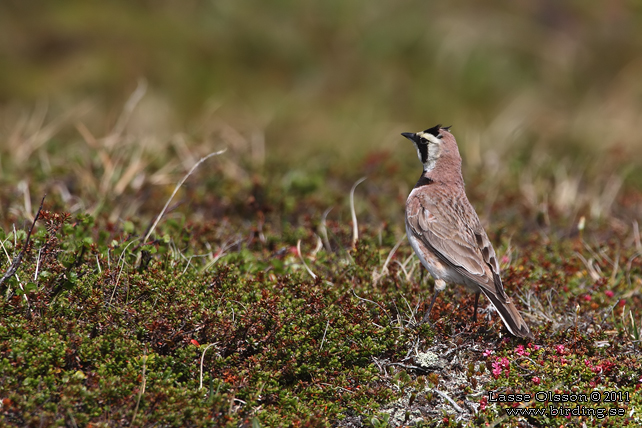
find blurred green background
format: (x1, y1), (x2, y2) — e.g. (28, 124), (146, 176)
(1, 0), (641, 222)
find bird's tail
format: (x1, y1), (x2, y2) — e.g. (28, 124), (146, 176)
(480, 290), (534, 339)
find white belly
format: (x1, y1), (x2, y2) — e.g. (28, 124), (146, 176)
(406, 224), (476, 291)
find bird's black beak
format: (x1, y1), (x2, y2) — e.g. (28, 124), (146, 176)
(401, 132), (420, 144)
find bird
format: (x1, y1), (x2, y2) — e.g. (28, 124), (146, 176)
(402, 125), (533, 339)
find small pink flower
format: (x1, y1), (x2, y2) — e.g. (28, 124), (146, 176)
(492, 359), (503, 379)
(605, 290), (614, 298)
(491, 357), (511, 378)
(501, 357), (510, 370)
(555, 344), (565, 354)
(501, 255), (510, 264)
(515, 345), (530, 356)
(483, 349), (494, 357)
(618, 299), (626, 307)
(584, 294), (591, 301)
(532, 376), (541, 385)
(479, 397), (488, 411)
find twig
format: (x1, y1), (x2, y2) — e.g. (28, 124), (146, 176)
(199, 343), (218, 390)
(382, 238), (404, 275)
(311, 235), (323, 257)
(350, 177), (366, 247)
(319, 207), (333, 252)
(144, 149), (226, 243)
(575, 251), (601, 281)
(203, 238), (244, 271)
(352, 289), (391, 320)
(433, 388), (464, 413)
(319, 383), (355, 394)
(373, 238), (404, 286)
(0, 195), (46, 290)
(34, 248), (42, 281)
(297, 239), (317, 280)
(387, 361), (427, 372)
(109, 239), (139, 305)
(319, 320), (330, 350)
(401, 295), (417, 325)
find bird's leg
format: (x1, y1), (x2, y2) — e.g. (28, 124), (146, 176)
(421, 279), (446, 324)
(422, 292), (438, 323)
(472, 291), (480, 322)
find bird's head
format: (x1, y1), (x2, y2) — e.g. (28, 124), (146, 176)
(401, 124), (460, 173)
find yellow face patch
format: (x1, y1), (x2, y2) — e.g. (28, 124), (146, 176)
(415, 131), (443, 172)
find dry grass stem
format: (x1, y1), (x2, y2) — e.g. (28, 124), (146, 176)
(144, 149), (226, 243)
(199, 343), (218, 390)
(297, 239), (317, 280)
(350, 177), (367, 248)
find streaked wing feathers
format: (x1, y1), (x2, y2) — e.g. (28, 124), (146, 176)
(406, 195), (507, 300)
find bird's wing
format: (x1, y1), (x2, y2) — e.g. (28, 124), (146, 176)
(406, 193), (507, 300)
(407, 191), (533, 339)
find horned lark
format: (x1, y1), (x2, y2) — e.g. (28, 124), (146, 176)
(402, 125), (533, 339)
